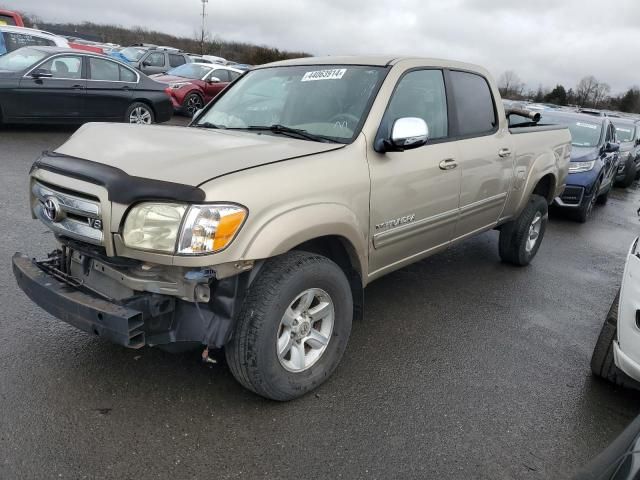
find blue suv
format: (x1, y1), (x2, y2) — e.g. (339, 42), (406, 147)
(542, 111), (620, 222)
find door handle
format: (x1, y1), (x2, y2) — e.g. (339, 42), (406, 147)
(71, 84), (85, 90)
(498, 148), (512, 158)
(439, 158), (457, 170)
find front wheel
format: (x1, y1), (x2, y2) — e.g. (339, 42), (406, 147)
(225, 251), (353, 401)
(499, 194), (548, 266)
(126, 102), (155, 124)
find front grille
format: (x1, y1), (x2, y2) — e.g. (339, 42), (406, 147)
(560, 186), (584, 205)
(32, 181), (104, 245)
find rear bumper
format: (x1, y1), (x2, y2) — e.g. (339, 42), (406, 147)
(12, 253), (146, 348)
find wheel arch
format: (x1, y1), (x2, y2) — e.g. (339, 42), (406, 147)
(532, 173), (557, 204)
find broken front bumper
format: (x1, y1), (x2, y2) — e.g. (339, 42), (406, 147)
(12, 252), (242, 350)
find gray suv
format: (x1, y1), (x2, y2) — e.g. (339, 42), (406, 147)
(130, 46), (192, 75)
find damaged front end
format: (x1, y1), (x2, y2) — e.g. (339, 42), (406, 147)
(12, 240), (250, 351)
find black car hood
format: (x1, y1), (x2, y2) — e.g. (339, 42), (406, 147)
(571, 146), (599, 162)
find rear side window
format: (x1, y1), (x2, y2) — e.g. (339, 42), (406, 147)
(0, 14), (18, 26)
(119, 65), (136, 82)
(383, 69), (448, 139)
(89, 57), (119, 81)
(449, 70), (496, 137)
(2, 32), (55, 53)
(168, 53), (186, 67)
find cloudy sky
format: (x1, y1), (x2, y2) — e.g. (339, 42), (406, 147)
(3, 0), (638, 93)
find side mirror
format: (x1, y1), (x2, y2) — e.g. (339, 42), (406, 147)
(142, 60), (152, 67)
(208, 76), (221, 84)
(31, 68), (53, 79)
(605, 142), (620, 153)
(388, 117), (429, 151)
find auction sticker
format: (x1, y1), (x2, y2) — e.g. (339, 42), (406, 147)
(576, 122), (597, 129)
(301, 69), (347, 81)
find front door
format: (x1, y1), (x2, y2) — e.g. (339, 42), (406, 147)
(367, 69), (461, 276)
(203, 68), (230, 101)
(16, 54), (85, 120)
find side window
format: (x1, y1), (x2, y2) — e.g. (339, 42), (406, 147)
(384, 69), (448, 139)
(168, 53), (186, 68)
(89, 57), (119, 81)
(145, 52), (165, 67)
(211, 69), (230, 82)
(119, 65), (137, 82)
(449, 70), (497, 137)
(229, 71), (241, 81)
(39, 55), (83, 79)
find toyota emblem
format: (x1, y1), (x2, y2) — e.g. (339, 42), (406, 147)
(43, 196), (63, 222)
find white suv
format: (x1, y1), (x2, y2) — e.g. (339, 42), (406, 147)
(591, 237), (640, 390)
(0, 25), (68, 55)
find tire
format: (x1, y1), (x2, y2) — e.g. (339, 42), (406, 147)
(125, 102), (155, 124)
(616, 159), (636, 188)
(574, 180), (600, 223)
(499, 194), (548, 266)
(225, 251), (353, 401)
(590, 290), (640, 390)
(181, 92), (204, 117)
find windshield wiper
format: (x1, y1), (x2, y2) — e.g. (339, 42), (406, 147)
(229, 124), (337, 143)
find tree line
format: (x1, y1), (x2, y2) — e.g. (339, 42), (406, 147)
(497, 70), (640, 113)
(19, 13), (309, 65)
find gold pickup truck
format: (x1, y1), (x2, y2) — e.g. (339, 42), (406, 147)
(12, 56), (571, 400)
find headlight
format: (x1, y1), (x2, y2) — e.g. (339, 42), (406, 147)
(177, 204), (247, 254)
(122, 202), (247, 254)
(169, 82), (191, 89)
(569, 160), (596, 173)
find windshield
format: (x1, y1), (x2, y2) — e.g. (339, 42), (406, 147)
(0, 47), (47, 71)
(120, 47), (146, 62)
(613, 123), (635, 143)
(194, 65), (386, 142)
(542, 115), (603, 147)
(166, 63), (212, 79)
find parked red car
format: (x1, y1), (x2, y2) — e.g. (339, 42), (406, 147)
(150, 63), (243, 116)
(0, 10), (24, 27)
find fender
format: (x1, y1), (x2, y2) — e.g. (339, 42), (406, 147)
(242, 203), (368, 281)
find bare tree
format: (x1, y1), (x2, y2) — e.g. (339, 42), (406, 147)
(498, 70), (525, 99)
(575, 76), (599, 107)
(593, 82), (611, 108)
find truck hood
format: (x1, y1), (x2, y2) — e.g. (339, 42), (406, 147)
(54, 123), (344, 186)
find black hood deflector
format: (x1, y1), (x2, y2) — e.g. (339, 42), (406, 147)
(32, 151), (206, 204)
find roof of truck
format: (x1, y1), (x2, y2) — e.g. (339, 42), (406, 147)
(261, 55), (486, 72)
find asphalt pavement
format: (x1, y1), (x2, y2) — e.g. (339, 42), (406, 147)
(1, 120), (639, 479)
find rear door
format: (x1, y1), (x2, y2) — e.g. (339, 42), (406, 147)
(85, 56), (135, 120)
(16, 54), (85, 120)
(448, 70), (513, 240)
(203, 68), (230, 101)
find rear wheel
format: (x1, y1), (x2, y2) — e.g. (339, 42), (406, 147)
(616, 159), (636, 188)
(181, 93), (204, 117)
(499, 194), (548, 266)
(126, 102), (154, 124)
(225, 251), (353, 401)
(590, 290), (640, 390)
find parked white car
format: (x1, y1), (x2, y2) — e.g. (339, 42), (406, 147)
(0, 25), (68, 55)
(591, 237), (640, 389)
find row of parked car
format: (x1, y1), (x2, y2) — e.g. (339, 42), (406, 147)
(506, 101), (640, 223)
(0, 11), (251, 124)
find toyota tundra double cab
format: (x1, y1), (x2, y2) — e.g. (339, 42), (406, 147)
(12, 56), (571, 400)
